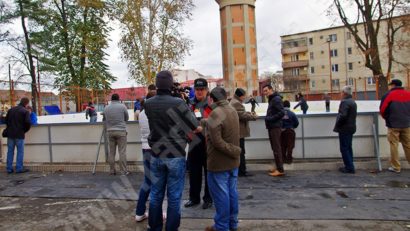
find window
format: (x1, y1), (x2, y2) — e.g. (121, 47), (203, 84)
(367, 77), (376, 85)
(346, 32), (352, 40)
(347, 47), (352, 55)
(293, 41), (298, 47)
(330, 49), (338, 57)
(311, 80), (316, 88)
(310, 52), (314, 60)
(310, 66), (315, 74)
(291, 54), (299, 61)
(322, 79), (326, 84)
(332, 64), (339, 72)
(332, 79), (340, 88)
(292, 68), (300, 76)
(348, 62), (353, 71)
(329, 34), (337, 42)
(320, 35), (323, 39)
(348, 78), (354, 86)
(321, 65), (325, 69)
(309, 38), (313, 45)
(321, 50), (324, 54)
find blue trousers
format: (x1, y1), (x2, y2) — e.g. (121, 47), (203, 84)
(7, 138), (25, 173)
(135, 149), (152, 216)
(207, 168), (239, 231)
(339, 132), (355, 171)
(148, 156), (186, 231)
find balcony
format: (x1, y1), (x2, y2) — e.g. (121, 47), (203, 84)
(283, 75), (309, 82)
(281, 46), (308, 54)
(282, 60), (309, 69)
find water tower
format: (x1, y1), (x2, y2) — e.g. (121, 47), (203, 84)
(216, 0), (259, 96)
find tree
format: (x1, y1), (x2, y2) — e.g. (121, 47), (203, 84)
(332, 0), (410, 98)
(112, 0), (194, 85)
(42, 0), (116, 111)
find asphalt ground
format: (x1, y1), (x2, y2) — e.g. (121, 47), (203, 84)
(0, 169), (409, 231)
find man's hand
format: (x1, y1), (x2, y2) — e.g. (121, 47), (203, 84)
(193, 126), (203, 133)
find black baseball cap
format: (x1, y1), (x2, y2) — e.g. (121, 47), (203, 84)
(194, 78), (208, 89)
(388, 79), (402, 87)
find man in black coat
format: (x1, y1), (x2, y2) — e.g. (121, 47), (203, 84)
(5, 97), (31, 174)
(263, 85), (285, 177)
(334, 86), (357, 174)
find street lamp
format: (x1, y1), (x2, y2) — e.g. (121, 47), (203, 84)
(326, 38), (333, 93)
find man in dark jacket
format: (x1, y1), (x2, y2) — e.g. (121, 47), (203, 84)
(262, 85), (285, 177)
(5, 97), (31, 174)
(230, 88), (258, 177)
(144, 71), (202, 231)
(380, 79), (410, 173)
(281, 100), (299, 164)
(293, 92), (309, 114)
(334, 86), (357, 174)
(185, 78), (213, 209)
(205, 87), (241, 231)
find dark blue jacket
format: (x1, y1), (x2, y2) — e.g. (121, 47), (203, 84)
(265, 92), (285, 129)
(380, 87), (410, 128)
(333, 95), (357, 134)
(282, 108), (299, 129)
(5, 104), (31, 139)
(144, 90), (199, 158)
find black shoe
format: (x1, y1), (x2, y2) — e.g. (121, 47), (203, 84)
(338, 167), (355, 174)
(238, 172), (253, 177)
(16, 169), (29, 174)
(184, 200), (200, 208)
(202, 201), (212, 209)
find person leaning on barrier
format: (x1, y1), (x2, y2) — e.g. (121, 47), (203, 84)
(379, 79), (410, 173)
(263, 84), (285, 177)
(103, 94), (129, 175)
(230, 88), (257, 177)
(144, 70), (202, 231)
(281, 100), (299, 164)
(334, 86), (357, 174)
(185, 78), (213, 210)
(205, 87), (241, 231)
(5, 97), (31, 174)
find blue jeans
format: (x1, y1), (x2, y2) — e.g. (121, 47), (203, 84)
(7, 138), (25, 173)
(207, 168), (239, 231)
(89, 115), (97, 123)
(148, 156), (186, 231)
(135, 149), (152, 216)
(339, 133), (355, 171)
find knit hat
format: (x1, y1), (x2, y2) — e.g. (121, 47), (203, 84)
(156, 71), (174, 90)
(388, 79), (402, 87)
(210, 87), (227, 102)
(235, 88), (246, 97)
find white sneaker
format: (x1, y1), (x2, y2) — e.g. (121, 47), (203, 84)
(163, 212), (167, 221)
(135, 212), (148, 222)
(388, 167), (401, 173)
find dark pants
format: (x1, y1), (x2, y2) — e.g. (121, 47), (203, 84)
(325, 102), (330, 112)
(268, 128), (284, 172)
(338, 132), (355, 171)
(302, 108), (307, 114)
(281, 129), (295, 163)
(251, 104), (256, 113)
(187, 141), (212, 203)
(239, 138), (247, 175)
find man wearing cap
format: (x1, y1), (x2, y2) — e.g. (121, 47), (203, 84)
(185, 78), (213, 209)
(144, 70), (202, 231)
(230, 88), (258, 177)
(380, 79), (410, 173)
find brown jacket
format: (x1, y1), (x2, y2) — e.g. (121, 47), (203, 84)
(230, 96), (257, 138)
(206, 100), (241, 172)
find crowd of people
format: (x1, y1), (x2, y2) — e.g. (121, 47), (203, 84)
(3, 70), (410, 231)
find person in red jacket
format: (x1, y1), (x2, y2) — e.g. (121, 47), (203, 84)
(379, 79), (410, 173)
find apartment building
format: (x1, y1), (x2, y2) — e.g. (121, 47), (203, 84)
(281, 16), (410, 100)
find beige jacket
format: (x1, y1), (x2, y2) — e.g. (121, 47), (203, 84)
(230, 96), (257, 138)
(206, 100), (241, 172)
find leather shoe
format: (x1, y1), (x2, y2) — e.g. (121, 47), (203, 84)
(339, 167), (355, 174)
(269, 170), (285, 177)
(184, 200), (199, 208)
(238, 172), (253, 177)
(205, 226), (217, 231)
(202, 201), (212, 209)
(16, 169), (29, 174)
(268, 168), (276, 173)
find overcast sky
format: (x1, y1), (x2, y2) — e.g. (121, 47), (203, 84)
(109, 0), (337, 88)
(1, 0), (338, 89)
